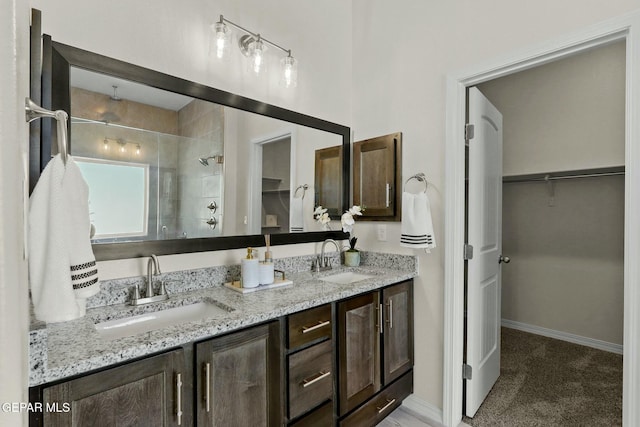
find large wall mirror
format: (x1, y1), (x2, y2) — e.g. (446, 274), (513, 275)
(33, 38), (349, 260)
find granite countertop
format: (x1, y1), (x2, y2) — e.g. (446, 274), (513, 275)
(29, 252), (417, 387)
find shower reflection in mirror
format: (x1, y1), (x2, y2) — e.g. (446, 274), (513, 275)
(70, 71), (225, 241)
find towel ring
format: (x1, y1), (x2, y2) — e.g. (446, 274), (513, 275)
(294, 184), (309, 198)
(404, 173), (428, 193)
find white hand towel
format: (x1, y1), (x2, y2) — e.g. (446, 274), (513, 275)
(400, 191), (436, 251)
(290, 195), (305, 232)
(29, 155), (100, 322)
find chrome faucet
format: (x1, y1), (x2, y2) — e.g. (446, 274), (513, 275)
(313, 239), (341, 272)
(131, 254), (169, 305)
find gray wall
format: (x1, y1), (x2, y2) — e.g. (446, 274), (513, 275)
(479, 41), (625, 345)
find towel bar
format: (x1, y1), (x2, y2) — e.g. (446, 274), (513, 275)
(25, 97), (68, 164)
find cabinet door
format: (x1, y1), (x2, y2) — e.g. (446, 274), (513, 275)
(353, 132), (402, 220)
(42, 349), (188, 427)
(196, 321), (281, 426)
(338, 292), (381, 415)
(314, 145), (343, 216)
(382, 281), (414, 385)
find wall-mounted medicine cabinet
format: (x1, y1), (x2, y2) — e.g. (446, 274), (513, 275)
(353, 132), (402, 221)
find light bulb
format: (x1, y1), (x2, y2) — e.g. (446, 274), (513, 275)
(103, 138), (109, 151)
(135, 144), (141, 155)
(281, 54), (297, 88)
(213, 21), (228, 59)
(251, 38), (265, 74)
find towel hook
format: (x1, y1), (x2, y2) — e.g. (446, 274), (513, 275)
(294, 184), (309, 199)
(25, 97), (69, 164)
(403, 173), (428, 193)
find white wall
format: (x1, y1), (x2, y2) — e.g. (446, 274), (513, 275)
(351, 0), (639, 411)
(0, 1), (30, 425)
(478, 43), (625, 346)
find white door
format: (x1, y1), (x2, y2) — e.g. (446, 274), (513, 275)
(465, 87), (503, 417)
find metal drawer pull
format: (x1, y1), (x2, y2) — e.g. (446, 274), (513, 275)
(378, 303), (383, 334)
(376, 398), (396, 414)
(386, 299), (393, 329)
(301, 320), (330, 333)
(302, 370), (331, 387)
(204, 363), (211, 412)
(176, 373), (183, 425)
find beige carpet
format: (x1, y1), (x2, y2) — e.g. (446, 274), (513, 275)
(464, 328), (622, 427)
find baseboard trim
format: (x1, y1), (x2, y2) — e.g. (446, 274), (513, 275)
(402, 394), (444, 427)
(501, 319), (623, 355)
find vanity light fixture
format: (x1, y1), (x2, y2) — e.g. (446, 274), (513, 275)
(212, 15), (298, 88)
(102, 137), (141, 155)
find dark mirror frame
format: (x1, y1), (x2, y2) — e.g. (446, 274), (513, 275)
(31, 36), (349, 260)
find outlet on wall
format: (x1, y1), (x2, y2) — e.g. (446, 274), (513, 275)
(377, 224), (387, 241)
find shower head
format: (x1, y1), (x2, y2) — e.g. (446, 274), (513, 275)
(198, 155), (224, 166)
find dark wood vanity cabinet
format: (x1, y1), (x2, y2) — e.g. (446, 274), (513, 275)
(31, 280), (413, 427)
(285, 304), (335, 425)
(195, 321), (281, 426)
(40, 349), (189, 427)
(337, 280), (414, 425)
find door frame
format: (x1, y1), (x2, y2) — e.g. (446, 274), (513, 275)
(249, 129), (297, 234)
(443, 11), (640, 427)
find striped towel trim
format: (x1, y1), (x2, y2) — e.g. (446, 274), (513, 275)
(401, 234), (435, 245)
(70, 261), (99, 291)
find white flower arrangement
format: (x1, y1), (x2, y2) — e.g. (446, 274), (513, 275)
(341, 205), (364, 250)
(314, 206), (331, 230)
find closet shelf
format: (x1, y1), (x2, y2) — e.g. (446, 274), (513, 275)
(503, 166), (625, 183)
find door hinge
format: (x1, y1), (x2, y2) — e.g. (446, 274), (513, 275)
(463, 363), (473, 380)
(465, 124), (475, 141)
(463, 244), (474, 260)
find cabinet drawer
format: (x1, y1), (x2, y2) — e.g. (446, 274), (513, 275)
(339, 370), (412, 427)
(288, 304), (332, 349)
(289, 340), (333, 419)
(289, 401), (333, 426)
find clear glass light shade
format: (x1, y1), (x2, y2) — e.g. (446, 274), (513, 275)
(211, 21), (229, 59)
(250, 38), (265, 75)
(280, 55), (298, 88)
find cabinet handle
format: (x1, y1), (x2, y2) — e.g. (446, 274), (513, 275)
(386, 298), (393, 329)
(302, 320), (330, 334)
(376, 398), (396, 414)
(385, 183), (391, 208)
(378, 303), (383, 334)
(204, 362), (211, 413)
(302, 370), (331, 388)
(176, 373), (183, 425)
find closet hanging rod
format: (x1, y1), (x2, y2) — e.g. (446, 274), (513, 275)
(25, 97), (69, 164)
(503, 166), (625, 184)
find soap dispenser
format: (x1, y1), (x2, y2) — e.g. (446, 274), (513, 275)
(241, 247), (259, 288)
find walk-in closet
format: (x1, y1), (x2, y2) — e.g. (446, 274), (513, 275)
(467, 39), (625, 426)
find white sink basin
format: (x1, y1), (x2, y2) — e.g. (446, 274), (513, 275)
(95, 301), (232, 340)
(318, 272), (373, 285)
